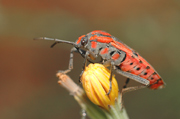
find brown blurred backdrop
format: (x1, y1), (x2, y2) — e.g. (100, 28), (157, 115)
(0, 0), (180, 119)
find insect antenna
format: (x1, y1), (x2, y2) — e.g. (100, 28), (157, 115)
(34, 37), (76, 48)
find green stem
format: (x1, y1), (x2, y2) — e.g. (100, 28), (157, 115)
(108, 105), (129, 119)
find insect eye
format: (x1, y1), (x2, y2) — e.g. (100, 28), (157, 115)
(81, 38), (88, 46)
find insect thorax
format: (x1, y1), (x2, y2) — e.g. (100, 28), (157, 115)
(86, 40), (126, 66)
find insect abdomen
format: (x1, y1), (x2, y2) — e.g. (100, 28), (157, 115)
(120, 54), (164, 89)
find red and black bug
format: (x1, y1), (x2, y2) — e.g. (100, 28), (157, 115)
(35, 30), (165, 94)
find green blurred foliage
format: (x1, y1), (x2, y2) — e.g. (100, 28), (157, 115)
(0, 0), (179, 119)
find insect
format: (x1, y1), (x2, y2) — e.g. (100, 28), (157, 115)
(35, 30), (165, 94)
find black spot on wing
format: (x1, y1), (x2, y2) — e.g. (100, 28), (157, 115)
(139, 60), (143, 63)
(99, 47), (103, 51)
(130, 62), (133, 65)
(144, 72), (147, 75)
(110, 51), (115, 56)
(133, 51), (138, 57)
(153, 72), (157, 75)
(146, 66), (150, 69)
(157, 78), (162, 82)
(132, 66), (141, 71)
(136, 67), (140, 71)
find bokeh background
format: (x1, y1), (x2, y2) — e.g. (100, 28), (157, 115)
(0, 0), (180, 119)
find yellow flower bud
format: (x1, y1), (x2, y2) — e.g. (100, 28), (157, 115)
(81, 63), (119, 110)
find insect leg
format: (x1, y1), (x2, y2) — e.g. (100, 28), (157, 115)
(79, 51), (90, 83)
(58, 47), (77, 74)
(116, 68), (148, 96)
(119, 85), (146, 109)
(115, 68), (150, 86)
(122, 85), (146, 94)
(106, 62), (115, 95)
(122, 78), (130, 89)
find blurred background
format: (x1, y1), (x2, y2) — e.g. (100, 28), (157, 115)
(0, 0), (179, 119)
